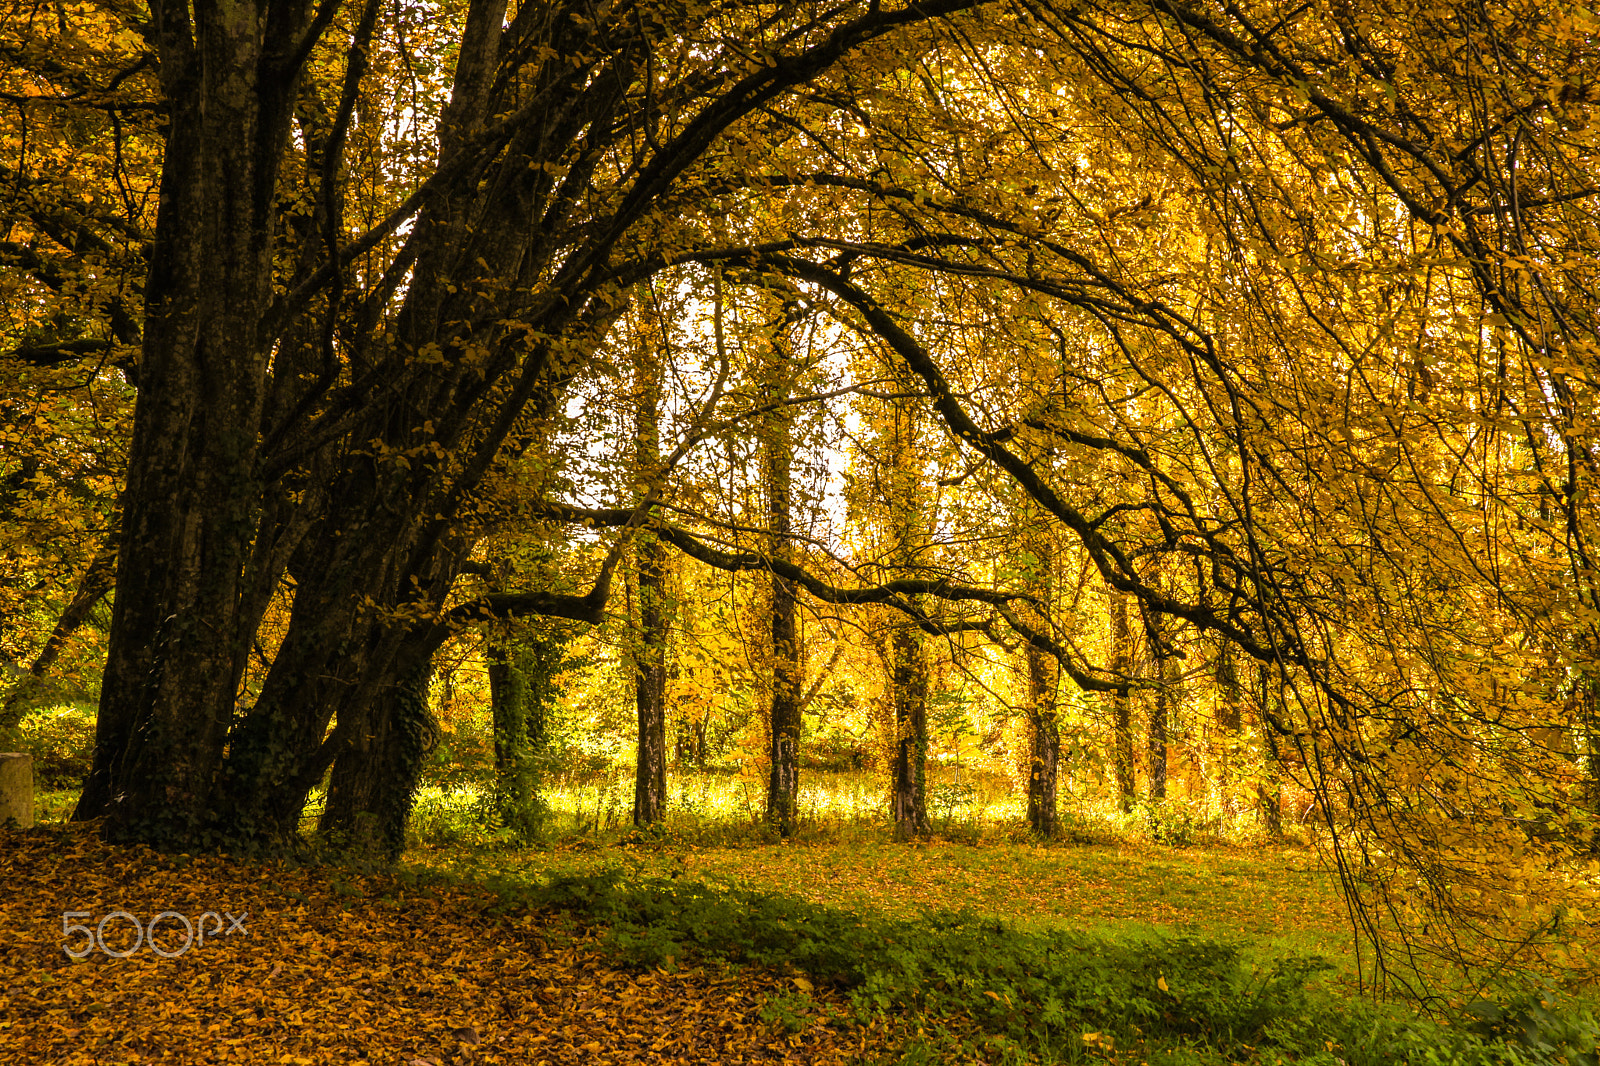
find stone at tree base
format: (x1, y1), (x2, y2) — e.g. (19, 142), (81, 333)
(0, 753), (34, 828)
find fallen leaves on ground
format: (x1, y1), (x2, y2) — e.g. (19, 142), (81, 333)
(0, 824), (898, 1065)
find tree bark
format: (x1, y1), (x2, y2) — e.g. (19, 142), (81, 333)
(1, 541), (116, 729)
(1257, 662), (1284, 838)
(487, 633), (550, 839)
(76, 0), (315, 843)
(763, 324), (803, 837)
(1215, 638), (1242, 818)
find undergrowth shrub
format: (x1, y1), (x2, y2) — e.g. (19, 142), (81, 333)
(495, 869), (1333, 1060)
(14, 704), (95, 788)
(488, 870), (1600, 1066)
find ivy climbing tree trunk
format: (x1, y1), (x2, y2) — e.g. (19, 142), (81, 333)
(486, 633), (551, 840)
(318, 652), (436, 860)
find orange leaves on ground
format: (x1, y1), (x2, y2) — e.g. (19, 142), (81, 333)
(0, 825), (885, 1065)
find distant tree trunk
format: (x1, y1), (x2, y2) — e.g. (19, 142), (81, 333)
(1148, 609), (1171, 803)
(1022, 522), (1060, 837)
(763, 320), (803, 837)
(1572, 669), (1600, 843)
(891, 620), (929, 840)
(319, 652), (437, 860)
(0, 541), (115, 730)
(632, 332), (669, 827)
(1111, 591), (1137, 812)
(1026, 639), (1060, 837)
(487, 631), (554, 839)
(1257, 662), (1284, 838)
(633, 530), (669, 827)
(1215, 638), (1242, 818)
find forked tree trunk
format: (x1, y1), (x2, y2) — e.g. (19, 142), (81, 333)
(75, 1), (311, 843)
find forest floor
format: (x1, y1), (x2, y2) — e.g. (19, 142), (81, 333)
(12, 797), (1598, 1064)
(0, 821), (901, 1066)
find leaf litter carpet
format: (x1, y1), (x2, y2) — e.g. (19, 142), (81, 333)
(0, 824), (892, 1065)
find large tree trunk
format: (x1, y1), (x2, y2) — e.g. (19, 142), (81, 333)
(319, 653), (437, 860)
(75, 2), (312, 843)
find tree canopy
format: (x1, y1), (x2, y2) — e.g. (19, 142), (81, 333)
(4, 0), (1600, 986)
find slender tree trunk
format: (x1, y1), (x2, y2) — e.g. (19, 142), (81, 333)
(891, 620), (929, 840)
(1111, 591), (1137, 812)
(1215, 638), (1242, 819)
(633, 530), (669, 826)
(1148, 610), (1170, 803)
(1026, 639), (1060, 837)
(763, 322), (803, 837)
(1257, 662), (1284, 838)
(1022, 521), (1060, 837)
(766, 565), (802, 836)
(630, 309), (671, 826)
(1572, 669), (1600, 847)
(1, 541), (115, 729)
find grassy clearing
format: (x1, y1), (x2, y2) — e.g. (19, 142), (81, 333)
(415, 837), (1352, 975)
